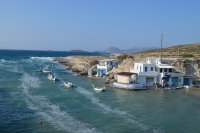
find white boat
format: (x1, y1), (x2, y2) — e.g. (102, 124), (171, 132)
(42, 69), (51, 73)
(64, 82), (75, 88)
(37, 67), (51, 73)
(48, 73), (57, 81)
(92, 84), (105, 92)
(183, 85), (192, 89)
(113, 82), (146, 90)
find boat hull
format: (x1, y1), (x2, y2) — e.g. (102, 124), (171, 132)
(93, 88), (105, 92)
(64, 82), (74, 88)
(113, 82), (146, 90)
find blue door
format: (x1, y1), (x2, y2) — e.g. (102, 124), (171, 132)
(172, 77), (178, 87)
(102, 70), (106, 75)
(184, 78), (189, 85)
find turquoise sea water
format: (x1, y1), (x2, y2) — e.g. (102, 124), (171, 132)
(0, 50), (200, 133)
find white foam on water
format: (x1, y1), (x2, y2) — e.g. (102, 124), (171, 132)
(75, 87), (163, 133)
(0, 59), (6, 63)
(21, 74), (100, 133)
(30, 57), (54, 62)
(0, 62), (24, 74)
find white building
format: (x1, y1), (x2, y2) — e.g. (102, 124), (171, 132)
(96, 59), (118, 77)
(131, 58), (194, 88)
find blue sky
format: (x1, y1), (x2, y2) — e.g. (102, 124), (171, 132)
(0, 0), (200, 51)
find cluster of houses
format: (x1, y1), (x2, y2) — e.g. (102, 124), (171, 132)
(93, 57), (195, 89)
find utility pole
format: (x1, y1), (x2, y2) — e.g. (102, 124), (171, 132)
(160, 34), (163, 59)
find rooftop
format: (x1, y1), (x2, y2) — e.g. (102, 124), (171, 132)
(157, 64), (174, 68)
(117, 72), (137, 76)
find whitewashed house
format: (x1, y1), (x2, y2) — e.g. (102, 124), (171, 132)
(96, 59), (118, 77)
(131, 58), (194, 88)
(131, 60), (158, 87)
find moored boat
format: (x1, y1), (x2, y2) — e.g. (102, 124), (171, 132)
(42, 69), (51, 73)
(48, 73), (57, 81)
(64, 82), (75, 88)
(92, 84), (105, 92)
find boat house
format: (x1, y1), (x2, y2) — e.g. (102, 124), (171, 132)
(113, 72), (145, 89)
(96, 59), (118, 77)
(116, 72), (136, 84)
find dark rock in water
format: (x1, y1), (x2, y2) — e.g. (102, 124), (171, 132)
(39, 120), (43, 125)
(80, 70), (88, 75)
(105, 78), (110, 84)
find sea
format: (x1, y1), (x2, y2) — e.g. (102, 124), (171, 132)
(0, 50), (200, 133)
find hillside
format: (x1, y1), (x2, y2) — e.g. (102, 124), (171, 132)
(69, 49), (88, 52)
(132, 43), (200, 58)
(112, 43), (200, 78)
(103, 46), (157, 54)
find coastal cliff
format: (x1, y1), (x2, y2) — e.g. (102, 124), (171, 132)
(171, 59), (200, 78)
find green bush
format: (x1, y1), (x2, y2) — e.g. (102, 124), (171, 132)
(181, 54), (194, 58)
(117, 54), (128, 60)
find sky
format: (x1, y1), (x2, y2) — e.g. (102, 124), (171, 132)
(0, 0), (200, 51)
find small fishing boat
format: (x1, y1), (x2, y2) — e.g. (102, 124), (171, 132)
(92, 84), (105, 92)
(42, 69), (51, 73)
(64, 82), (75, 88)
(37, 67), (51, 73)
(183, 85), (191, 89)
(47, 65), (59, 81)
(48, 73), (57, 81)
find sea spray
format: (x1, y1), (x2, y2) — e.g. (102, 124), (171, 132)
(0, 62), (24, 74)
(21, 74), (100, 133)
(30, 57), (54, 62)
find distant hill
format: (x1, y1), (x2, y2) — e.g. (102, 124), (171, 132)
(103, 47), (121, 53)
(69, 50), (88, 52)
(103, 46), (157, 54)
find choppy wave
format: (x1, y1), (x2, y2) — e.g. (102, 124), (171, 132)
(21, 74), (99, 133)
(0, 59), (6, 63)
(30, 57), (54, 62)
(75, 87), (163, 133)
(0, 61), (24, 74)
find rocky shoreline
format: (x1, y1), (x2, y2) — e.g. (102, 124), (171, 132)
(56, 55), (200, 80)
(56, 56), (115, 75)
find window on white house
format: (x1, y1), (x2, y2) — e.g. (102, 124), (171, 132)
(151, 67), (153, 71)
(145, 67), (148, 72)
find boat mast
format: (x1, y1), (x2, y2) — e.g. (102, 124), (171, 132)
(160, 34), (163, 59)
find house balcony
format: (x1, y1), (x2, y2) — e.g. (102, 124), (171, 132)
(97, 65), (113, 70)
(160, 72), (184, 78)
(138, 71), (159, 77)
